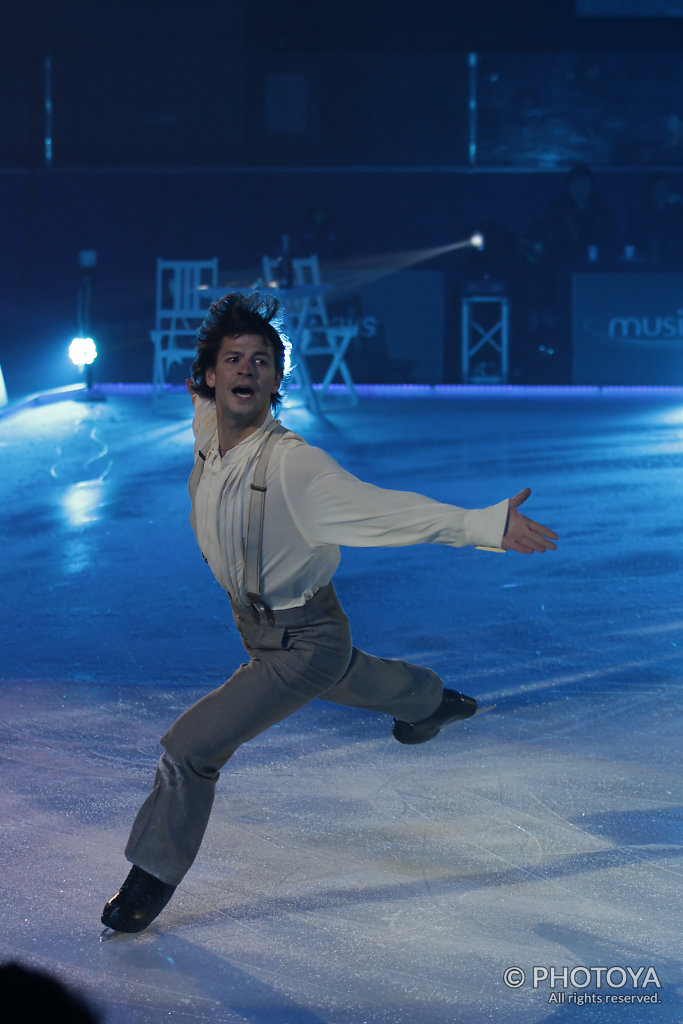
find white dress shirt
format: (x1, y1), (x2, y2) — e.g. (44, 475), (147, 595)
(191, 398), (508, 610)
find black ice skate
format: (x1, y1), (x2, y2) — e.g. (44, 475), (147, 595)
(392, 688), (490, 745)
(101, 865), (176, 935)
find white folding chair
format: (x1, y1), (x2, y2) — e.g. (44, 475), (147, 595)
(150, 258), (218, 394)
(261, 253), (358, 407)
(294, 255), (358, 405)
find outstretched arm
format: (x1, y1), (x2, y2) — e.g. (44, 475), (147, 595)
(282, 443), (510, 550)
(501, 488), (557, 554)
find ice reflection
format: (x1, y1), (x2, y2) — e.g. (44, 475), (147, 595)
(61, 479), (105, 527)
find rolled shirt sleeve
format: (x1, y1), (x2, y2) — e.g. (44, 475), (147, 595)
(191, 396), (217, 457)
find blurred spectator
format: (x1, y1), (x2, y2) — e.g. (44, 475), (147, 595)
(515, 217), (568, 383)
(542, 163), (621, 268)
(0, 962), (100, 1023)
(626, 173), (683, 267)
(514, 164), (621, 384)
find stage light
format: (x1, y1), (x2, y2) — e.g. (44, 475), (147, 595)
(68, 336), (105, 400)
(470, 233), (485, 250)
(69, 337), (97, 367)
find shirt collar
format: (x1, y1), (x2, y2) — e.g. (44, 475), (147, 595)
(210, 411), (278, 465)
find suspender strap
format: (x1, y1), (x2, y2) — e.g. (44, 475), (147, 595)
(245, 423), (288, 624)
(188, 449), (207, 534)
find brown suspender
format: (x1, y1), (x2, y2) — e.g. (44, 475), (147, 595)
(244, 423), (288, 624)
(189, 420), (294, 624)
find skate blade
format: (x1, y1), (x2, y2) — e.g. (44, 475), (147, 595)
(99, 926), (118, 942)
(474, 703), (495, 717)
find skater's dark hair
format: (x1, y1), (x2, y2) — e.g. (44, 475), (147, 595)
(191, 292), (287, 411)
(0, 962), (100, 1023)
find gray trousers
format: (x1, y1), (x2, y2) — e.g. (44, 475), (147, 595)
(125, 583), (443, 885)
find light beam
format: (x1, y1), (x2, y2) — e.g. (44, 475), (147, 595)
(322, 234), (485, 294)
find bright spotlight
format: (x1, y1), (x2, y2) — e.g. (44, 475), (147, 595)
(69, 336), (97, 367)
(470, 233), (485, 250)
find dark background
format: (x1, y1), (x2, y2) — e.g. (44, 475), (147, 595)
(3, 0), (683, 396)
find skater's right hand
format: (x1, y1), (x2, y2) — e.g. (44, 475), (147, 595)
(502, 488), (558, 554)
(185, 378), (198, 402)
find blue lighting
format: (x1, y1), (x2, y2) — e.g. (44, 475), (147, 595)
(69, 337), (97, 367)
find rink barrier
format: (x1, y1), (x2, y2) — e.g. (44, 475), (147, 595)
(101, 382), (683, 398)
(3, 380), (683, 421)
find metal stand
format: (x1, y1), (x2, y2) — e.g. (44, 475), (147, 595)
(461, 294), (509, 383)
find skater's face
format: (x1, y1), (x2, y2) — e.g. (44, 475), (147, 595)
(206, 334), (282, 428)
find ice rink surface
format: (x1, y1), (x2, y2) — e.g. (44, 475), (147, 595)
(0, 386), (681, 1023)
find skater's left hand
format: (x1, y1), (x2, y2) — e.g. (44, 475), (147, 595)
(502, 488), (558, 554)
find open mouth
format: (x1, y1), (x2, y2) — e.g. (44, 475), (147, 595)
(232, 386), (255, 399)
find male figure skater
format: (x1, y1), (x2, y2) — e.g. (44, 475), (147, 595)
(102, 292), (557, 934)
